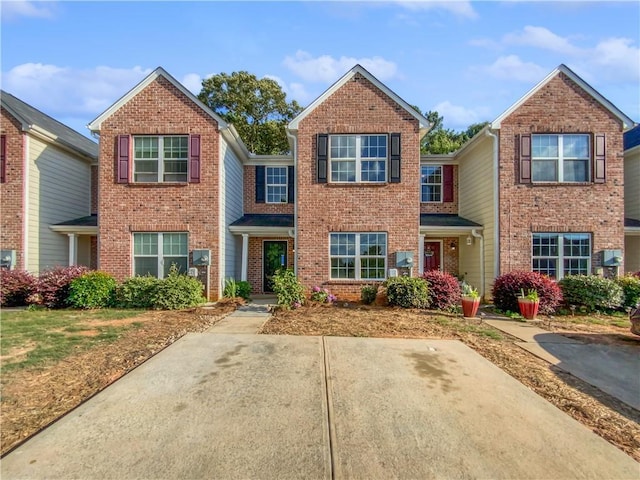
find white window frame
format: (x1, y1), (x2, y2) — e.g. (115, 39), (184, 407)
(133, 135), (188, 183)
(329, 134), (387, 183)
(329, 232), (387, 281)
(532, 134), (590, 183)
(421, 165), (443, 203)
(133, 232), (189, 279)
(532, 233), (591, 279)
(266, 166), (288, 204)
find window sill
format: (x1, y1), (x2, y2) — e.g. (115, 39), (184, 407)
(527, 182), (594, 187)
(326, 279), (386, 284)
(126, 182), (190, 187)
(325, 183), (389, 188)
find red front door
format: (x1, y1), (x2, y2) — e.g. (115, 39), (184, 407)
(424, 241), (441, 271)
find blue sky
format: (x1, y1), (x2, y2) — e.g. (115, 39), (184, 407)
(2, 1), (639, 139)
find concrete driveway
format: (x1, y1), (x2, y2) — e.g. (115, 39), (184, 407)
(2, 334), (637, 479)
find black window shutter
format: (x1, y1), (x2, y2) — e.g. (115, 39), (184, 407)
(256, 166), (266, 203)
(443, 165), (454, 202)
(317, 134), (328, 183)
(0, 134), (6, 183)
(287, 166), (294, 203)
(390, 133), (401, 183)
(188, 134), (201, 183)
(117, 135), (130, 184)
(519, 134), (532, 184)
(593, 134), (606, 183)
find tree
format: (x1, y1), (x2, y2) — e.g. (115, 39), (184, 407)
(198, 71), (303, 155)
(413, 107), (488, 154)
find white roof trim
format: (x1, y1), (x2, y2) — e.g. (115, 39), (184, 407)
(287, 64), (430, 132)
(88, 67), (228, 132)
(50, 225), (98, 234)
(420, 226), (483, 236)
(624, 227), (640, 236)
(492, 64), (634, 129)
(229, 226), (292, 236)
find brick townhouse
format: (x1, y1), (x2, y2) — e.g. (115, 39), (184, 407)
(81, 63), (634, 299)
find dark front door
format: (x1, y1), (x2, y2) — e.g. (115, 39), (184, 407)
(424, 241), (441, 271)
(263, 241), (287, 293)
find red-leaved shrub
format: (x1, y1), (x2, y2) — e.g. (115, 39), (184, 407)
(0, 270), (37, 307)
(37, 265), (90, 309)
(422, 270), (461, 310)
(491, 271), (562, 315)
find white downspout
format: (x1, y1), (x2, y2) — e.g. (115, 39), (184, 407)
(485, 128), (500, 292)
(471, 229), (484, 298)
(286, 130), (298, 275)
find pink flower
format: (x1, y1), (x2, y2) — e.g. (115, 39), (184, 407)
(312, 286), (321, 292)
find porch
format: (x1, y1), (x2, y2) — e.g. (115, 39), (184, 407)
(50, 214), (98, 269)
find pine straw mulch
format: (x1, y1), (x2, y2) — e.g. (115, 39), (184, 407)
(0, 300), (241, 457)
(260, 302), (640, 462)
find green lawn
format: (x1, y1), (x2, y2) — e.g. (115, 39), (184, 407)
(1, 309), (144, 372)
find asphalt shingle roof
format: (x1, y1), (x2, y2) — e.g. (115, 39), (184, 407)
(420, 214), (482, 228)
(230, 214), (294, 228)
(624, 124), (640, 151)
(53, 214), (98, 227)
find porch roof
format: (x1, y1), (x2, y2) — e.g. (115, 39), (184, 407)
(229, 214), (294, 236)
(625, 217), (640, 236)
(420, 214), (482, 236)
(50, 214), (98, 234)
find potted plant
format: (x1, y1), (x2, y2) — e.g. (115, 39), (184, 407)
(518, 288), (540, 320)
(461, 283), (480, 318)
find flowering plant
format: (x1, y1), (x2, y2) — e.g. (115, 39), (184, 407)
(310, 286), (337, 304)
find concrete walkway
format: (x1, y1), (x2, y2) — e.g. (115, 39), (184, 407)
(483, 316), (640, 410)
(206, 297), (274, 334)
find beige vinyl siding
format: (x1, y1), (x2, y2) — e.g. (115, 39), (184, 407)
(625, 237), (640, 272)
(26, 135), (91, 273)
(219, 137), (244, 285)
(624, 147), (640, 221)
(457, 135), (496, 298)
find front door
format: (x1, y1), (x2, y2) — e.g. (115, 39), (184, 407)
(263, 241), (287, 293)
(424, 241), (441, 271)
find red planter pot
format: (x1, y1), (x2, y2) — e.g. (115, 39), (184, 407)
(518, 299), (540, 320)
(461, 297), (480, 318)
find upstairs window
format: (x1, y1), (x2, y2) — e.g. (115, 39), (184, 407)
(531, 134), (590, 183)
(133, 136), (188, 183)
(532, 233), (591, 279)
(133, 232), (188, 278)
(330, 135), (387, 183)
(421, 166), (442, 202)
(266, 167), (288, 203)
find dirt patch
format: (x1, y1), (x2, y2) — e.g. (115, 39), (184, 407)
(0, 303), (237, 456)
(261, 303), (640, 462)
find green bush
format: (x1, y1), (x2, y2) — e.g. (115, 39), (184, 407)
(114, 275), (160, 309)
(223, 278), (252, 301)
(616, 275), (640, 309)
(384, 276), (429, 309)
(361, 284), (379, 305)
(68, 271), (117, 309)
(153, 266), (206, 310)
(271, 269), (305, 309)
(559, 275), (623, 312)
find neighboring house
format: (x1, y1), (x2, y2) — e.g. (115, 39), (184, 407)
(624, 125), (640, 272)
(90, 64), (635, 300)
(1, 91), (99, 274)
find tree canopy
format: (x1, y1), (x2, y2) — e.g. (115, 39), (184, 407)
(198, 71), (303, 155)
(414, 108), (489, 155)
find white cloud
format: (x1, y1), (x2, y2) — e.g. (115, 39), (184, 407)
(181, 73), (202, 94)
(503, 26), (582, 56)
(1, 63), (152, 117)
(432, 101), (489, 128)
(472, 55), (548, 83)
(263, 74), (313, 105)
(589, 37), (640, 82)
(397, 1), (477, 19)
(283, 51), (398, 83)
(1, 0), (55, 20)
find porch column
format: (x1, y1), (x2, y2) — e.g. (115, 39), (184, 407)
(241, 234), (249, 282)
(418, 235), (425, 275)
(67, 233), (78, 266)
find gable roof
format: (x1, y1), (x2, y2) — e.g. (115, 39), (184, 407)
(491, 64), (634, 129)
(1, 90), (98, 160)
(88, 67), (228, 132)
(624, 124), (640, 151)
(287, 64), (431, 133)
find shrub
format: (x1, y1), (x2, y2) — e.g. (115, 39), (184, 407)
(271, 269), (305, 309)
(37, 265), (90, 309)
(361, 284), (379, 305)
(67, 271), (117, 309)
(0, 270), (37, 307)
(223, 278), (252, 301)
(617, 275), (640, 309)
(114, 276), (160, 309)
(559, 275), (623, 312)
(152, 266), (206, 310)
(310, 286), (337, 304)
(492, 271), (562, 315)
(421, 270), (461, 310)
(385, 276), (429, 309)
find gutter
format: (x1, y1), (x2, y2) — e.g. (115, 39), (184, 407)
(286, 129), (298, 275)
(485, 128), (500, 286)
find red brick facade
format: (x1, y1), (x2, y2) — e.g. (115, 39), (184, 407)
(97, 76), (222, 298)
(1, 108), (25, 269)
(296, 73), (421, 297)
(497, 73), (625, 274)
